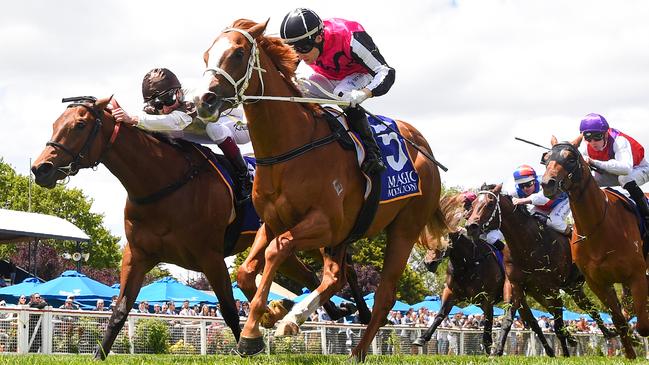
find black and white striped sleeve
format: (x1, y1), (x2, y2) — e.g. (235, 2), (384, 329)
(350, 31), (396, 97)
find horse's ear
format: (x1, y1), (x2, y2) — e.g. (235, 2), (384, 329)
(550, 135), (558, 146)
(95, 96), (113, 111)
(249, 18), (269, 39)
(571, 134), (583, 148)
(494, 184), (503, 193)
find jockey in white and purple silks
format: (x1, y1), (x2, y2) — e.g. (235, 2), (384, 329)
(579, 113), (649, 227)
(280, 8), (395, 175)
(511, 164), (571, 235)
(112, 68), (252, 205)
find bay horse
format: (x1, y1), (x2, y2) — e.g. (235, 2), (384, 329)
(413, 195), (504, 355)
(196, 19), (453, 361)
(541, 135), (649, 359)
(466, 184), (616, 357)
(31, 97), (367, 359)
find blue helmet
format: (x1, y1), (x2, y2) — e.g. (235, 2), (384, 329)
(513, 164), (537, 185)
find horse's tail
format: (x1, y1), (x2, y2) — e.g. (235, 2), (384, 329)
(417, 192), (465, 251)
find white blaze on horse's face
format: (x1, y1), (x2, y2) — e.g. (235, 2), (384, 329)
(200, 37), (236, 96)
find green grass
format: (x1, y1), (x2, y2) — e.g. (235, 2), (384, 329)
(0, 355), (644, 365)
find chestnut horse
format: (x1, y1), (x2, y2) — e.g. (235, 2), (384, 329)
(466, 184), (615, 357)
(196, 19), (452, 360)
(413, 195), (505, 355)
(541, 136), (649, 359)
(31, 97), (366, 359)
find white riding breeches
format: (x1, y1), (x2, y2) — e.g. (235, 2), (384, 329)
(593, 162), (649, 187)
(205, 108), (250, 145)
(531, 198), (571, 233)
(297, 72), (373, 100)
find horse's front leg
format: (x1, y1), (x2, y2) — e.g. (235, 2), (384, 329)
(237, 223), (272, 299)
(414, 285), (455, 347)
(95, 243), (155, 360)
(200, 251), (241, 341)
(518, 298), (555, 357)
(236, 210), (331, 356)
(275, 243), (347, 336)
(545, 297), (572, 356)
(588, 279), (636, 359)
(568, 285), (617, 338)
(493, 278), (516, 356)
(481, 301), (494, 355)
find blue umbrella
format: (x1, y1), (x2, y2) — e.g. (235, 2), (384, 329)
(594, 312), (612, 323)
(461, 304), (485, 315)
(528, 308), (552, 319)
(366, 297), (411, 312)
(231, 283), (285, 302)
(110, 283), (120, 290)
(449, 306), (464, 315)
(493, 306), (505, 316)
(412, 297), (442, 311)
(292, 288), (350, 306)
(36, 270), (117, 307)
(563, 309), (586, 321)
(137, 276), (217, 307)
(0, 277), (44, 303)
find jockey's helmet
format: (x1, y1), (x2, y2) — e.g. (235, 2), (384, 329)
(513, 164), (537, 185)
(280, 8), (323, 53)
(142, 68), (182, 102)
(461, 191), (477, 203)
(579, 113), (609, 133)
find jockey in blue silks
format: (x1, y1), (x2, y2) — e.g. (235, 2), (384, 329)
(511, 165), (571, 235)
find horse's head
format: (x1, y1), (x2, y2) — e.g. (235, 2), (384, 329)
(466, 183), (503, 241)
(541, 135), (585, 197)
(31, 96), (115, 188)
(197, 19), (271, 119)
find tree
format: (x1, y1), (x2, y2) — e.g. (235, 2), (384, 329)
(0, 159), (122, 280)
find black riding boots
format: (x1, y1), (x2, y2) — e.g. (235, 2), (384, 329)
(218, 137), (252, 205)
(345, 106), (386, 175)
(624, 181), (649, 231)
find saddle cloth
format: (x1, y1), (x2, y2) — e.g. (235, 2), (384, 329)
(326, 109), (422, 203)
(604, 187), (647, 237)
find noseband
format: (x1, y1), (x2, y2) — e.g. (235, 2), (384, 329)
(203, 28), (266, 108)
(46, 96), (120, 176)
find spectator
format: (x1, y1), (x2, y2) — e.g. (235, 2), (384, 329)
(242, 301), (251, 317)
(17, 295), (28, 306)
(138, 301), (150, 314)
(109, 295), (118, 311)
(28, 293), (48, 309)
(161, 303), (169, 314)
(209, 307), (217, 317)
(199, 304), (210, 317)
(59, 298), (76, 310)
(193, 304), (201, 316)
(94, 299), (108, 311)
(153, 304), (162, 314)
(66, 295), (80, 310)
(179, 300), (196, 316)
(215, 304), (222, 318)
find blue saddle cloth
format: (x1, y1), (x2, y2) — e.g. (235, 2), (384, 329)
(484, 243), (505, 270)
(366, 115), (422, 202)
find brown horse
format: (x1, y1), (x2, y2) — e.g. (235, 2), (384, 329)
(30, 97), (366, 359)
(466, 184), (616, 357)
(541, 135), (649, 359)
(196, 19), (452, 360)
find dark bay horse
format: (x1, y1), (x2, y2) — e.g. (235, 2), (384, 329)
(196, 19), (453, 361)
(541, 135), (649, 359)
(31, 97), (366, 359)
(413, 219), (505, 354)
(466, 184), (615, 357)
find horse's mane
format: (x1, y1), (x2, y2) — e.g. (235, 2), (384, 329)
(231, 19), (322, 115)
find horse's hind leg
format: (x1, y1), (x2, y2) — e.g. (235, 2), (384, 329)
(569, 285), (617, 338)
(200, 251), (241, 342)
(414, 286), (455, 347)
(351, 226), (419, 362)
(343, 252), (372, 324)
(493, 279), (518, 356)
(589, 281), (636, 359)
(94, 243), (154, 360)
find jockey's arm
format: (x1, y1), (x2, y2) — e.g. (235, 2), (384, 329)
(135, 110), (193, 131)
(528, 191), (551, 206)
(349, 31), (395, 97)
(589, 136), (634, 176)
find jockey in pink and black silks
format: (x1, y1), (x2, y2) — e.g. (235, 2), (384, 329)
(511, 165), (571, 235)
(579, 113), (649, 226)
(280, 8), (395, 175)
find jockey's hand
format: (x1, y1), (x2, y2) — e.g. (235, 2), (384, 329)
(342, 88), (371, 107)
(584, 156), (593, 165)
(112, 108), (138, 125)
(512, 197), (527, 205)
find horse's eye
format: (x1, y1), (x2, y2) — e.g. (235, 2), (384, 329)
(233, 48), (244, 59)
(74, 121), (87, 130)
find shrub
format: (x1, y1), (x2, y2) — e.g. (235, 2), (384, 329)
(133, 318), (170, 354)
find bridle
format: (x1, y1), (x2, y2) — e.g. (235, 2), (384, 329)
(476, 190), (502, 232)
(203, 28), (266, 108)
(46, 96), (121, 176)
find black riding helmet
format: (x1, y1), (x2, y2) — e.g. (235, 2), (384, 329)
(142, 68), (182, 102)
(280, 8), (323, 52)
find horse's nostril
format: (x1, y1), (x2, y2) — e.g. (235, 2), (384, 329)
(201, 93), (217, 105)
(33, 162), (53, 177)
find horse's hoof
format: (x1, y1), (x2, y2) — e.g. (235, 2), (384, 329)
(235, 336), (265, 357)
(412, 337), (426, 347)
(275, 320), (300, 336)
